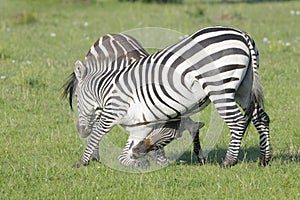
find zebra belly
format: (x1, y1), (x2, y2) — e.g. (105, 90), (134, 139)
(120, 79), (207, 126)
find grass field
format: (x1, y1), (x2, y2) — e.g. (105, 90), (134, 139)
(1, 0), (299, 199)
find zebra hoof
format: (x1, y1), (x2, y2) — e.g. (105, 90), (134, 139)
(221, 159), (237, 168)
(91, 152), (100, 162)
(198, 157), (207, 165)
(260, 156), (271, 166)
(72, 159), (89, 168)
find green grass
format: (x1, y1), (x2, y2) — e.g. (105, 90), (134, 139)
(1, 0), (299, 199)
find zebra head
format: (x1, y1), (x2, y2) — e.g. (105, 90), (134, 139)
(63, 34), (150, 139)
(63, 59), (101, 138)
(74, 60), (98, 138)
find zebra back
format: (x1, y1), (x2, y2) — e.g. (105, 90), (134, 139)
(85, 33), (149, 69)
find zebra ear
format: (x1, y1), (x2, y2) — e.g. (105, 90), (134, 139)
(74, 60), (86, 80)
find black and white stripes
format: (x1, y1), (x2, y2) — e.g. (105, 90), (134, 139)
(64, 26), (271, 168)
(65, 33), (203, 167)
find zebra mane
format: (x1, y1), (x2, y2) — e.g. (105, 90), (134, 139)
(62, 33), (149, 111)
(62, 72), (77, 111)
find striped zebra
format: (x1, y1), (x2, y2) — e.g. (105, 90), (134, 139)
(64, 26), (271, 168)
(120, 118), (205, 167)
(64, 33), (203, 167)
(131, 117), (205, 164)
(64, 33), (148, 164)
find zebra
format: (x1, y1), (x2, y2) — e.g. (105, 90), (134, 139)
(64, 33), (204, 167)
(131, 117), (205, 164)
(64, 26), (271, 168)
(120, 118), (205, 167)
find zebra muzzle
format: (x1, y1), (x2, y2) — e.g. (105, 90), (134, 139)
(76, 122), (91, 138)
(132, 138), (153, 158)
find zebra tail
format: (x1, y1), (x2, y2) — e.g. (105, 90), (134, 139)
(244, 33), (264, 119)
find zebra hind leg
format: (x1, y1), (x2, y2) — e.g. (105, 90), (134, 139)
(215, 101), (248, 168)
(251, 105), (271, 166)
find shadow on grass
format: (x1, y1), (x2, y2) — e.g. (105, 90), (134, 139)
(272, 152), (300, 163)
(176, 146), (300, 166)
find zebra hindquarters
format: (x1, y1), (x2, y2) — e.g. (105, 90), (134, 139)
(211, 66), (270, 167)
(235, 57), (271, 166)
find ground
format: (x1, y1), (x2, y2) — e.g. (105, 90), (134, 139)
(0, 0), (299, 199)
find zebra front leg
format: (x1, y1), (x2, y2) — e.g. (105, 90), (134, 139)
(72, 140), (100, 168)
(73, 122), (107, 168)
(73, 147), (97, 168)
(252, 106), (271, 166)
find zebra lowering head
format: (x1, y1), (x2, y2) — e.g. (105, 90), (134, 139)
(64, 33), (148, 138)
(63, 33), (150, 165)
(64, 33), (204, 168)
(64, 26), (271, 169)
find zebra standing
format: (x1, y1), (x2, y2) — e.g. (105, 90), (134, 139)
(65, 33), (151, 165)
(64, 26), (271, 168)
(64, 33), (203, 167)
